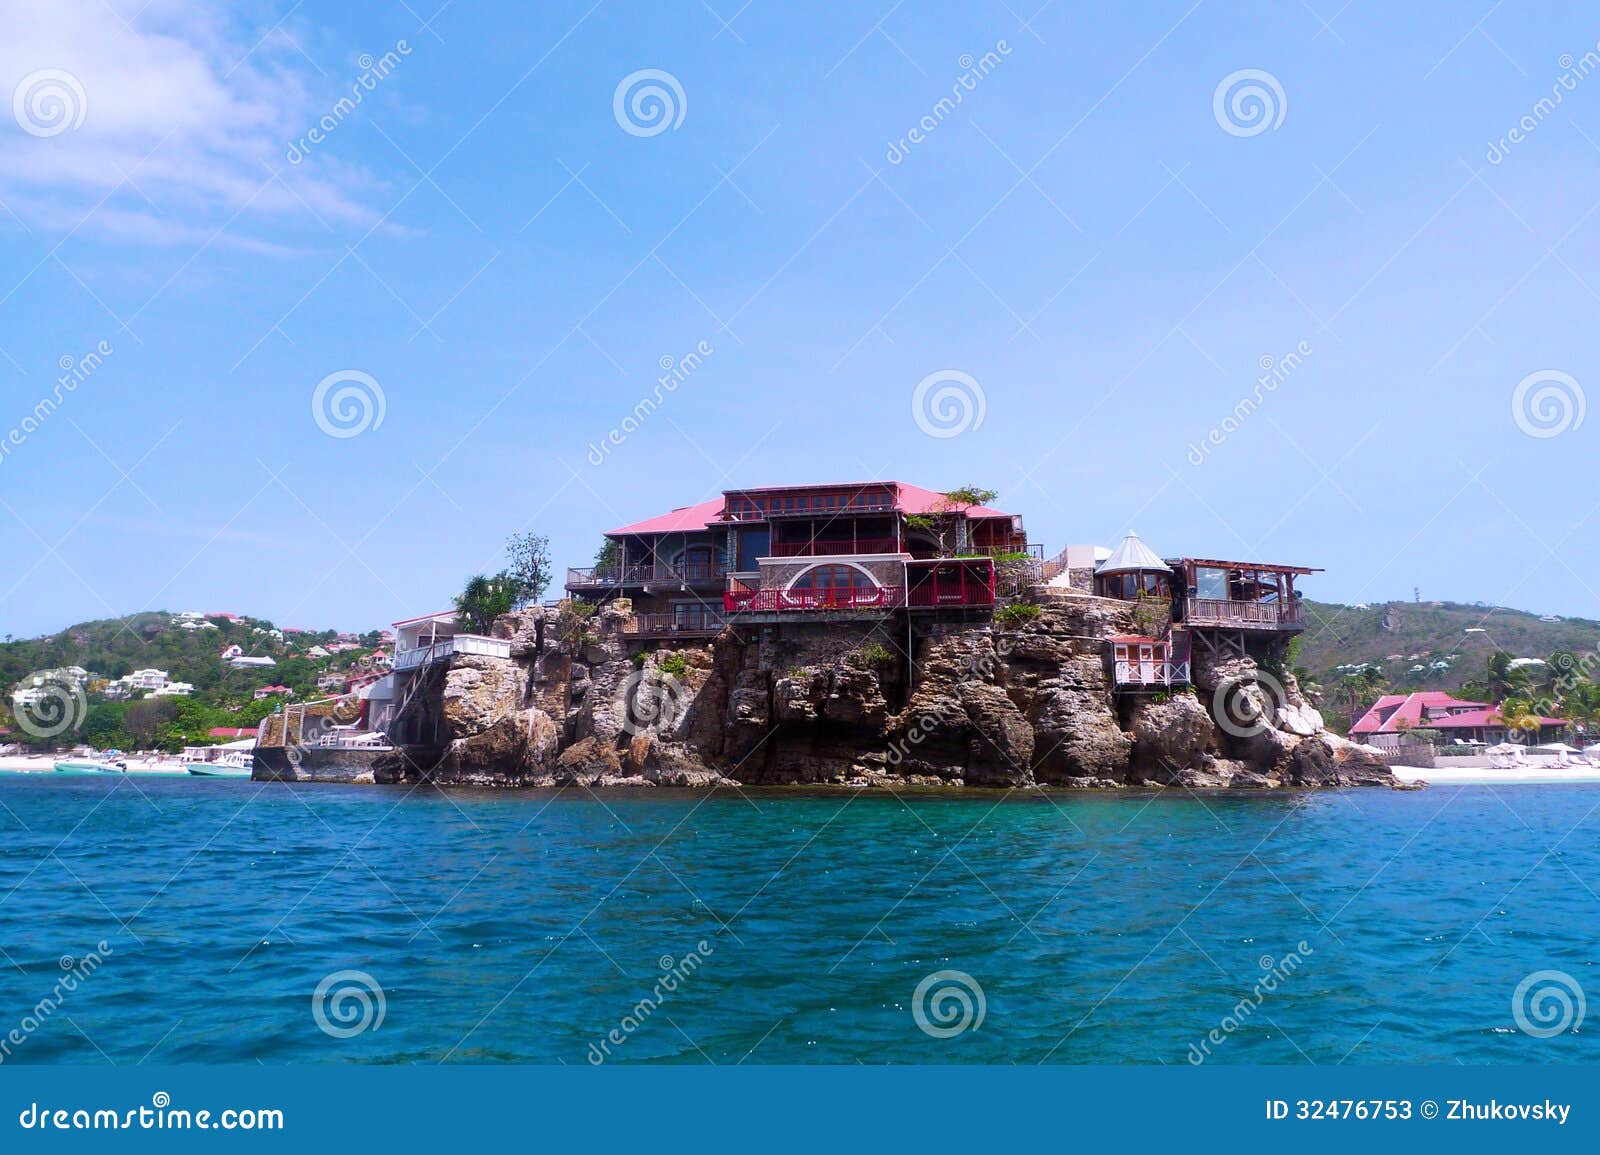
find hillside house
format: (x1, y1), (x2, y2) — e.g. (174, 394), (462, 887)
(565, 481), (1036, 636)
(1351, 692), (1567, 749)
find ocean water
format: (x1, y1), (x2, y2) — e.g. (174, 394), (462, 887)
(0, 775), (1596, 1065)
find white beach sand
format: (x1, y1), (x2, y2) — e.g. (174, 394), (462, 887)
(1391, 763), (1600, 785)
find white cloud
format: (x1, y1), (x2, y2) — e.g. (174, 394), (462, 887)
(0, 0), (387, 249)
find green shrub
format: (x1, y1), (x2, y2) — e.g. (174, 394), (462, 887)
(657, 652), (689, 677)
(995, 603), (1041, 627)
(855, 642), (894, 669)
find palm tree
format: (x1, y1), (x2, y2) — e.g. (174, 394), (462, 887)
(1463, 650), (1527, 704)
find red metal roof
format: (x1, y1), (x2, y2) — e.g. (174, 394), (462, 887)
(1350, 691), (1562, 734)
(208, 727), (256, 739)
(607, 483), (1014, 536)
(608, 496), (728, 536)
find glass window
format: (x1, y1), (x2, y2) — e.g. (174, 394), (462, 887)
(1196, 566), (1228, 600)
(792, 565), (875, 591)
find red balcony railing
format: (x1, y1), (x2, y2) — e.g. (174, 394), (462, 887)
(906, 580), (996, 607)
(768, 537), (901, 558)
(725, 585), (906, 613)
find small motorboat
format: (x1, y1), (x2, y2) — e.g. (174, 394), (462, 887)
(181, 744), (254, 778)
(185, 760), (252, 778)
(53, 758), (127, 775)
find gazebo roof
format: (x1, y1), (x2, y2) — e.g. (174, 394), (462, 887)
(1097, 531), (1169, 576)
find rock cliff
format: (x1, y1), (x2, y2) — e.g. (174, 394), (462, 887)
(385, 593), (1397, 791)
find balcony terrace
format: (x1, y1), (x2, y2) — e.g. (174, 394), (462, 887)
(393, 633), (512, 671)
(620, 606), (727, 639)
(566, 561), (729, 590)
(1183, 597), (1303, 630)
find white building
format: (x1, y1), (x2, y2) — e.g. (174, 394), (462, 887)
(127, 669), (170, 690)
(229, 656), (277, 669)
(151, 681), (195, 697)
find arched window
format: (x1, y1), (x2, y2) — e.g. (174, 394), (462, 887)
(791, 564), (876, 591)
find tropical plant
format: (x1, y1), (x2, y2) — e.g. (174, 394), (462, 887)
(454, 572), (518, 634)
(1461, 650), (1529, 705)
(904, 485), (1001, 557)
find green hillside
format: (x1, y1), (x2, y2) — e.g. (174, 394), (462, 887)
(1, 611), (388, 752)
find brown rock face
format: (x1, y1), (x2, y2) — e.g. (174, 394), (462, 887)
(1127, 693), (1216, 782)
(378, 593), (1399, 792)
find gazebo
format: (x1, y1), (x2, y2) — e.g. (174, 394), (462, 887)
(1095, 531), (1174, 601)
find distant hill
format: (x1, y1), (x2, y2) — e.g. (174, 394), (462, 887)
(1295, 599), (1600, 694)
(0, 611), (388, 751)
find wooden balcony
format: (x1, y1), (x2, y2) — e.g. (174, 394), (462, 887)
(1184, 597), (1303, 630)
(566, 562), (728, 589)
(620, 608), (727, 638)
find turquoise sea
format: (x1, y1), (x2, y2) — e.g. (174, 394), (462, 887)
(0, 776), (1595, 1064)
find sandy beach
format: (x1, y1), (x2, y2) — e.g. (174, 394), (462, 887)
(1391, 762), (1600, 786)
(0, 754), (192, 775)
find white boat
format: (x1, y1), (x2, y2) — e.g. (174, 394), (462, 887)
(54, 758), (127, 775)
(180, 740), (255, 778)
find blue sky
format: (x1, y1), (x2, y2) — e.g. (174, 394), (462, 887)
(1, 0), (1597, 636)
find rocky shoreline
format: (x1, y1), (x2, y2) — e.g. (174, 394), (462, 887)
(261, 591), (1403, 792)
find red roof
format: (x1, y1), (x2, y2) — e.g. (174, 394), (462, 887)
(1351, 691), (1562, 734)
(256, 685), (291, 693)
(606, 483), (1014, 536)
(208, 727), (256, 739)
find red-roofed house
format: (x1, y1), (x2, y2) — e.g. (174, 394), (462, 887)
(252, 684), (292, 701)
(208, 727), (256, 740)
(1351, 692), (1566, 749)
(565, 482), (1034, 636)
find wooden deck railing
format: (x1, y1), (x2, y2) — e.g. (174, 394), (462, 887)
(621, 610), (727, 637)
(393, 633), (512, 671)
(1184, 597), (1302, 628)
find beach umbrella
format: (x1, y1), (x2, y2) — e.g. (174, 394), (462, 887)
(1537, 742), (1580, 753)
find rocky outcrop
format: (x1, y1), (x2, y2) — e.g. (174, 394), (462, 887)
(364, 595), (1400, 792)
